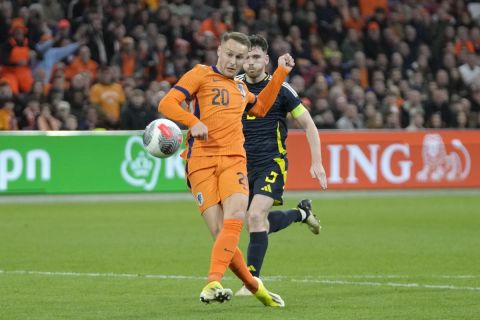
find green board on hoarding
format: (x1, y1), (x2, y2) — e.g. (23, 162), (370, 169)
(0, 132), (188, 194)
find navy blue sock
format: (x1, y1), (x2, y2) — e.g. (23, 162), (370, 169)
(247, 231), (268, 277)
(267, 209), (302, 234)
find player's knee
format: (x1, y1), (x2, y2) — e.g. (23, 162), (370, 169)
(224, 210), (246, 221)
(247, 209), (268, 229)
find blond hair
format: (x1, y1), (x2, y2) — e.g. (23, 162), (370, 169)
(221, 32), (251, 49)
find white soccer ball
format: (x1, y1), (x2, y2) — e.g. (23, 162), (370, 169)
(143, 119), (183, 158)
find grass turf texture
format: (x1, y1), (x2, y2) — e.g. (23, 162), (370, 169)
(1, 194), (479, 319)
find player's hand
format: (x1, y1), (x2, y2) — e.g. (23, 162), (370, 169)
(311, 162), (327, 190)
(190, 121), (208, 140)
(278, 53), (295, 73)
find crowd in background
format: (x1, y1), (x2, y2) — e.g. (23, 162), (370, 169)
(1, 0), (480, 131)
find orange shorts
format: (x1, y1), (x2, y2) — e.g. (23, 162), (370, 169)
(185, 155), (249, 213)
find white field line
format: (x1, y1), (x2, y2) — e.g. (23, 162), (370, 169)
(2, 189), (480, 204)
(1, 269), (479, 292)
(267, 274), (480, 280)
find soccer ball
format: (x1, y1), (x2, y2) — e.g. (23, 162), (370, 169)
(143, 119), (183, 158)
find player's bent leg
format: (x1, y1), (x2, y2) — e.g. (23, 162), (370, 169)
(267, 207), (303, 233)
(202, 206), (256, 302)
(207, 217), (243, 283)
(298, 199), (321, 235)
(199, 204), (235, 303)
(236, 195), (274, 296)
(203, 193), (247, 289)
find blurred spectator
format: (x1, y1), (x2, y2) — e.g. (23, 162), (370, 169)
(65, 45), (98, 82)
(199, 10), (227, 40)
(400, 89), (423, 128)
(425, 89), (453, 127)
(427, 112), (443, 129)
(36, 103), (61, 131)
(40, 0), (64, 29)
(341, 6), (364, 33)
(405, 109), (425, 131)
(120, 89), (158, 130)
(353, 51), (369, 89)
(79, 106), (103, 130)
(289, 75), (306, 97)
(111, 37), (137, 78)
(89, 66), (126, 129)
(0, 100), (18, 130)
(55, 100), (73, 127)
(454, 26), (475, 57)
(311, 98), (336, 129)
(86, 11), (108, 65)
(33, 33), (81, 84)
(336, 103), (364, 129)
(19, 99), (39, 130)
(363, 21), (383, 62)
(455, 110), (468, 128)
(366, 111), (384, 129)
(341, 28), (363, 64)
(305, 73), (329, 101)
(65, 73), (90, 119)
(459, 52), (480, 85)
(0, 18), (33, 94)
(191, 0), (215, 21)
(63, 114), (79, 130)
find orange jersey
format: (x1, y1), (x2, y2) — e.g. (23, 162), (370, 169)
(158, 64), (289, 159)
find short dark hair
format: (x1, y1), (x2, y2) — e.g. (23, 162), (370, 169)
(221, 32), (251, 49)
(249, 34), (268, 52)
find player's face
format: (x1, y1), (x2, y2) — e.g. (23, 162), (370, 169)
(243, 46), (269, 79)
(216, 39), (249, 78)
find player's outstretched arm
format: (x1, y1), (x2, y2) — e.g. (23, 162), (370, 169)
(158, 90), (199, 128)
(247, 54), (295, 117)
(295, 111), (328, 190)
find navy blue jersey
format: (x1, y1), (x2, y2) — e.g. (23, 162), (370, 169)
(239, 73), (302, 170)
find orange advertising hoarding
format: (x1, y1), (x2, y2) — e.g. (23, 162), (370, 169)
(285, 130), (480, 190)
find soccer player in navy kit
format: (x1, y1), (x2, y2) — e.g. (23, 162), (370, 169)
(235, 35), (328, 296)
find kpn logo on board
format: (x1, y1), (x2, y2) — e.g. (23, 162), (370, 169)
(121, 136), (185, 191)
(0, 149), (51, 191)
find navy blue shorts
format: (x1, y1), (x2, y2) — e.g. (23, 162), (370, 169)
(248, 157), (288, 206)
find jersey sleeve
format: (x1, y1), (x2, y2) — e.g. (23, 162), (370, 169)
(246, 66), (289, 117)
(158, 65), (205, 128)
(282, 82), (302, 112)
(281, 82), (307, 119)
(173, 65), (205, 99)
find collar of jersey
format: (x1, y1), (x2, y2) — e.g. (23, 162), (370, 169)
(211, 65), (223, 75)
(211, 65), (242, 82)
(244, 73), (270, 85)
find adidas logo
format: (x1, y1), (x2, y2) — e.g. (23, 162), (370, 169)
(261, 184), (272, 192)
(129, 151), (154, 177)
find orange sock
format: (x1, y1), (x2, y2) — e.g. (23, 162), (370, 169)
(229, 248), (259, 293)
(207, 219), (243, 283)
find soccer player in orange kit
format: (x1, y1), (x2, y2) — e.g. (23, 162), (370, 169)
(158, 32), (294, 307)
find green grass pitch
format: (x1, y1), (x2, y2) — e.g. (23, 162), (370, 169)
(1, 193), (479, 319)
